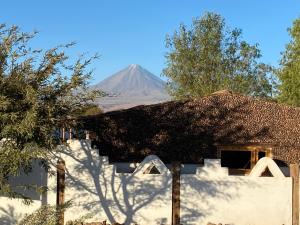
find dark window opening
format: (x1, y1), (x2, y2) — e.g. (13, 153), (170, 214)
(143, 164), (161, 174)
(148, 166), (160, 174)
(221, 151), (251, 169)
(258, 151), (266, 159)
(219, 146), (272, 176)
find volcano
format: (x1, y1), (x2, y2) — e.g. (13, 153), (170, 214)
(93, 64), (171, 111)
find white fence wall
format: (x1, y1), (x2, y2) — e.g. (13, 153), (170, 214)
(181, 159), (292, 225)
(0, 197), (41, 224)
(61, 140), (172, 225)
(0, 160), (53, 225)
(0, 139), (296, 225)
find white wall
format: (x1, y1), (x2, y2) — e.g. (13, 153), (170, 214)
(0, 161), (51, 225)
(181, 159), (292, 225)
(62, 140), (172, 225)
(0, 197), (41, 224)
(0, 139), (296, 225)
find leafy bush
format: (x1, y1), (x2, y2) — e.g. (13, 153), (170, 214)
(17, 201), (75, 225)
(17, 205), (57, 225)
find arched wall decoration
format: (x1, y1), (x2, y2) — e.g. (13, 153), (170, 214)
(249, 157), (285, 178)
(133, 155), (170, 176)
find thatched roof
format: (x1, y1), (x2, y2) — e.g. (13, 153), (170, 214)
(82, 91), (300, 164)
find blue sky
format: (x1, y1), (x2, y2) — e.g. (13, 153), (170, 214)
(1, 1), (300, 84)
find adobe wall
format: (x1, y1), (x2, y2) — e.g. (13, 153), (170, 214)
(181, 159), (292, 225)
(0, 139), (296, 225)
(61, 140), (172, 225)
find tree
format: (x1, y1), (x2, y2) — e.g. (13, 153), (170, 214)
(276, 17), (300, 106)
(163, 12), (273, 99)
(73, 103), (102, 117)
(0, 24), (100, 202)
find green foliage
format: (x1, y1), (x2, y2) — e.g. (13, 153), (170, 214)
(277, 17), (300, 106)
(17, 201), (91, 225)
(73, 103), (102, 117)
(65, 214), (94, 225)
(17, 205), (57, 225)
(0, 24), (99, 200)
(163, 12), (273, 99)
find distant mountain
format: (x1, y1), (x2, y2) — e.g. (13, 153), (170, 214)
(92, 64), (171, 112)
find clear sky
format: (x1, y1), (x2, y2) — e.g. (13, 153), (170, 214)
(1, 0), (300, 84)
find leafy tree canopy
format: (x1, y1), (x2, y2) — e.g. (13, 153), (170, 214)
(73, 103), (102, 117)
(0, 24), (100, 201)
(277, 17), (300, 106)
(163, 12), (273, 99)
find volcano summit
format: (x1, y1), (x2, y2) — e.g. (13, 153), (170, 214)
(93, 64), (171, 111)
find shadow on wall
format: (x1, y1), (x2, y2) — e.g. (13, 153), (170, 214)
(180, 161), (250, 224)
(180, 158), (291, 225)
(0, 205), (21, 225)
(8, 161), (48, 201)
(60, 141), (172, 225)
(0, 161), (48, 225)
(60, 141), (273, 225)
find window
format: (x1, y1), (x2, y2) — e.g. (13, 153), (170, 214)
(221, 150), (251, 169)
(218, 145), (272, 175)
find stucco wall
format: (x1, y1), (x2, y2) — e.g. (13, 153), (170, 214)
(0, 197), (41, 224)
(61, 140), (172, 224)
(60, 141), (295, 225)
(0, 160), (51, 224)
(181, 159), (292, 225)
(0, 139), (296, 225)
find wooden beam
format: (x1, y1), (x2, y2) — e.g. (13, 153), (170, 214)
(250, 150), (257, 169)
(69, 128), (72, 140)
(172, 161), (181, 225)
(290, 164), (299, 225)
(62, 127), (65, 142)
(218, 144), (273, 151)
(56, 159), (65, 225)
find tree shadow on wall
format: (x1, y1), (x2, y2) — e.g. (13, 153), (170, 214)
(60, 140), (265, 225)
(0, 161), (48, 225)
(0, 205), (21, 225)
(60, 142), (172, 225)
(179, 164), (256, 225)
